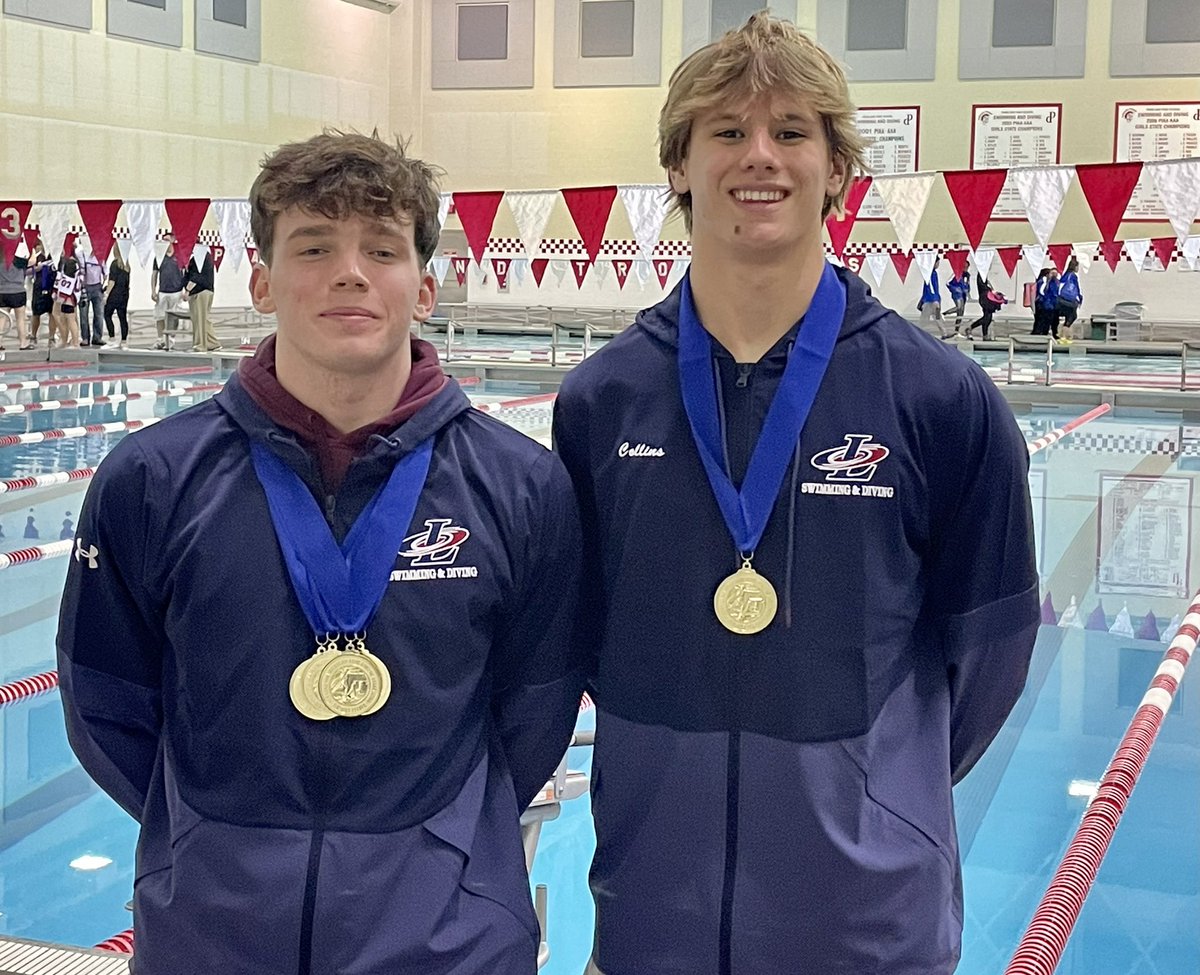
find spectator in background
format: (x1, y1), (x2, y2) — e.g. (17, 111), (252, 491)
(184, 248), (221, 352)
(151, 235), (186, 350)
(1032, 267), (1059, 339)
(0, 251), (32, 350)
(78, 245), (107, 347)
(1056, 256), (1082, 339)
(964, 272), (1004, 340)
(52, 256), (83, 349)
(919, 266), (944, 336)
(23, 511), (38, 539)
(104, 244), (131, 349)
(29, 241), (55, 344)
(947, 267), (970, 335)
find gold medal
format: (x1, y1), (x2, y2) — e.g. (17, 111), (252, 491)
(713, 561), (777, 634)
(317, 648), (389, 718)
(290, 636), (338, 721)
(348, 635), (392, 716)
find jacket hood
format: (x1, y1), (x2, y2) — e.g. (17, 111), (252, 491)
(633, 264), (892, 354)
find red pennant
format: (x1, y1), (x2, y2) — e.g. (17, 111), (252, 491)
(531, 258), (549, 286)
(889, 249), (914, 282)
(1101, 240), (1124, 271)
(561, 186), (618, 263)
(0, 201), (33, 268)
(824, 176), (872, 261)
(1150, 237), (1176, 268)
(76, 200), (123, 265)
(1075, 162), (1142, 244)
(210, 244), (226, 272)
(997, 246), (1022, 277)
(452, 256), (469, 286)
(21, 225), (40, 257)
(247, 244), (259, 267)
(164, 198), (210, 269)
(945, 248), (970, 279)
(613, 259), (632, 289)
(654, 259), (674, 288)
(63, 232), (79, 260)
(490, 257), (511, 289)
(452, 191), (504, 265)
(942, 170), (1008, 251)
(1047, 244), (1073, 272)
(570, 259), (591, 288)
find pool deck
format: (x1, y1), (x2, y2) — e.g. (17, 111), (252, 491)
(0, 935), (130, 973)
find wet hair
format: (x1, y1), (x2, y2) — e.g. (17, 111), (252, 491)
(249, 130), (443, 267)
(658, 11), (869, 230)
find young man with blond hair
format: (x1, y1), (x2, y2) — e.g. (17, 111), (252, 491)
(554, 14), (1039, 974)
(59, 131), (584, 974)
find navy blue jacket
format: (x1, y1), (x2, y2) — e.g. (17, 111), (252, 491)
(58, 370), (585, 974)
(1037, 275), (1061, 309)
(553, 265), (1039, 975)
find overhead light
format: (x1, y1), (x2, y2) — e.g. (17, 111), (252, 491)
(70, 854), (114, 871)
(342, 0), (400, 12)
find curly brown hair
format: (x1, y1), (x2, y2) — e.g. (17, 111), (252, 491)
(249, 130), (443, 267)
(659, 12), (869, 230)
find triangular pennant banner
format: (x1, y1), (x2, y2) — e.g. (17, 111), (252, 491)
(613, 258), (632, 289)
(431, 256), (451, 286)
(997, 246), (1022, 277)
(1101, 240), (1124, 271)
(512, 258), (528, 288)
(654, 259), (674, 288)
(246, 244), (259, 268)
(1146, 159), (1200, 245)
(213, 200), (251, 273)
(76, 200), (123, 265)
(550, 260), (569, 287)
(873, 173), (936, 253)
(1011, 166), (1075, 249)
(452, 256), (469, 286)
(972, 245), (997, 281)
(1021, 244), (1048, 280)
(1125, 238), (1151, 273)
(634, 259), (653, 286)
(63, 232), (78, 261)
(824, 176), (872, 261)
(0, 201), (32, 267)
(864, 252), (890, 288)
(618, 184), (670, 263)
(593, 261), (611, 288)
(210, 244), (226, 272)
(437, 193), (452, 232)
(1182, 235), (1200, 271)
(31, 203), (75, 263)
(913, 248), (940, 286)
(570, 258), (591, 288)
(942, 169), (1008, 251)
(562, 186), (618, 263)
(1150, 236), (1176, 269)
(1072, 242), (1098, 274)
(531, 258), (549, 286)
(1074, 162), (1142, 244)
(491, 257), (511, 289)
(163, 198), (211, 269)
(945, 248), (970, 279)
(451, 191), (505, 265)
(889, 248), (914, 282)
(505, 190), (557, 260)
(1047, 243), (1073, 272)
(21, 225), (40, 255)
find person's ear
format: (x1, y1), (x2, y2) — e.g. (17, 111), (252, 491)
(412, 271), (438, 323)
(250, 263), (276, 314)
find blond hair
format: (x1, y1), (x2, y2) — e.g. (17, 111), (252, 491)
(659, 12), (869, 229)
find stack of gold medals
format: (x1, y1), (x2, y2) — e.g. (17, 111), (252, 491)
(289, 633), (391, 720)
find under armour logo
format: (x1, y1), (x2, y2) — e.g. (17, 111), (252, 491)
(75, 538), (99, 569)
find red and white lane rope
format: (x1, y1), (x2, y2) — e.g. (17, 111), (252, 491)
(0, 417), (161, 448)
(0, 467), (98, 494)
(472, 392), (558, 413)
(0, 359), (89, 372)
(0, 670), (59, 705)
(1027, 403), (1112, 455)
(0, 382), (223, 416)
(95, 929), (135, 954)
(0, 540), (74, 569)
(0, 365), (213, 392)
(1005, 593), (1200, 975)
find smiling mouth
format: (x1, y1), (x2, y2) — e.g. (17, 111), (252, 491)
(732, 189), (787, 202)
(323, 308), (376, 319)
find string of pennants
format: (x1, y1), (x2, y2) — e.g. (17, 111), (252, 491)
(3, 156), (1196, 287)
(1041, 593), (1182, 645)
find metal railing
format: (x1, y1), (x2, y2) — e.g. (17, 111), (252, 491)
(1007, 335), (1056, 385)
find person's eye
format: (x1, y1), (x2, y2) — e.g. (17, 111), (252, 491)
(299, 247), (326, 256)
(372, 249), (398, 259)
(714, 128), (742, 140)
(778, 129), (806, 141)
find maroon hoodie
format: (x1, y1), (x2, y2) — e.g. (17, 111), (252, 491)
(239, 333), (449, 495)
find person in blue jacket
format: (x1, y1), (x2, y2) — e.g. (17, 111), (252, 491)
(920, 266), (945, 335)
(552, 13), (1039, 975)
(1057, 256), (1083, 335)
(1033, 266), (1061, 338)
(57, 131), (585, 975)
(948, 267), (971, 334)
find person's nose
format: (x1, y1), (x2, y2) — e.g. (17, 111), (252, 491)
(740, 127), (779, 171)
(331, 251), (368, 291)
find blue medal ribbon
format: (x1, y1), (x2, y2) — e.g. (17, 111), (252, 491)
(250, 437), (435, 634)
(677, 261), (846, 556)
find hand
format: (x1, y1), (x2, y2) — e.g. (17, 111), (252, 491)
(151, 290), (158, 302)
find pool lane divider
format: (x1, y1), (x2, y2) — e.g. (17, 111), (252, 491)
(0, 418), (163, 448)
(1026, 403), (1112, 455)
(95, 929), (135, 954)
(0, 359), (89, 373)
(1005, 593), (1200, 975)
(0, 382), (224, 416)
(0, 669), (59, 706)
(472, 392), (558, 413)
(0, 365), (214, 391)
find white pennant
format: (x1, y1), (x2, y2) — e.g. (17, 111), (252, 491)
(592, 261), (611, 288)
(1146, 159), (1200, 245)
(864, 252), (890, 288)
(1071, 242), (1099, 274)
(912, 247), (941, 286)
(1011, 165), (1075, 249)
(550, 259), (569, 287)
(431, 255), (451, 286)
(1058, 595), (1080, 628)
(1125, 238), (1151, 273)
(634, 258), (653, 286)
(30, 203), (76, 261)
(873, 173), (936, 254)
(1182, 235), (1200, 271)
(212, 200), (251, 273)
(1021, 244), (1048, 280)
(438, 193), (451, 233)
(972, 245), (997, 281)
(1162, 613), (1182, 643)
(125, 201), (165, 269)
(511, 258), (528, 287)
(505, 190), (557, 260)
(618, 184), (670, 263)
(1109, 603), (1135, 638)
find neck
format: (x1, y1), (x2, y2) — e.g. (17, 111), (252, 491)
(687, 244), (827, 362)
(274, 339), (412, 435)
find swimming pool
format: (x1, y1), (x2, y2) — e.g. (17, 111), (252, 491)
(0, 361), (1195, 972)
